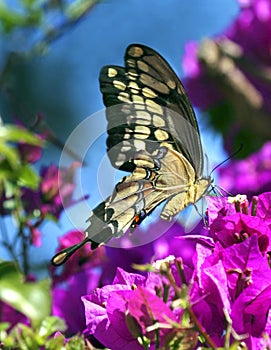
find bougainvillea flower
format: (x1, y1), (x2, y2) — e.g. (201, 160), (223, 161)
(190, 243), (228, 345)
(182, 1), (271, 156)
(250, 310), (271, 349)
(183, 0), (271, 112)
(127, 286), (177, 346)
(82, 267), (181, 349)
(29, 226), (42, 247)
(191, 235), (271, 345)
(226, 235), (271, 338)
(206, 194), (271, 253)
(22, 162), (80, 219)
(210, 212), (270, 252)
(255, 191), (271, 225)
(17, 141), (43, 164)
(52, 268), (101, 335)
(0, 301), (30, 330)
(14, 118), (44, 163)
(218, 141), (271, 197)
(83, 284), (143, 350)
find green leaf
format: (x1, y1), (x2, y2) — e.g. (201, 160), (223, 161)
(45, 334), (86, 350)
(0, 124), (43, 170)
(0, 124), (43, 145)
(2, 198), (17, 211)
(17, 164), (40, 189)
(45, 334), (65, 350)
(0, 322), (9, 343)
(0, 141), (20, 169)
(0, 261), (51, 328)
(16, 324), (42, 349)
(0, 318), (66, 350)
(0, 3), (28, 32)
(0, 322), (10, 331)
(229, 342), (248, 350)
(38, 316), (66, 339)
(65, 335), (86, 349)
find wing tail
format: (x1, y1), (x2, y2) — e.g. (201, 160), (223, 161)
(51, 236), (93, 266)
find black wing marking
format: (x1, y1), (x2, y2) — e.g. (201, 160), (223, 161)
(99, 44), (203, 177)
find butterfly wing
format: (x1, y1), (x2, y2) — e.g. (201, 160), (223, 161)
(100, 44), (204, 177)
(51, 44), (209, 266)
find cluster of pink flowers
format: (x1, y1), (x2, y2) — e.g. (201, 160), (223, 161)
(0, 133), (80, 247)
(48, 193), (271, 349)
(182, 0), (271, 159)
(218, 141), (271, 197)
(183, 0), (271, 112)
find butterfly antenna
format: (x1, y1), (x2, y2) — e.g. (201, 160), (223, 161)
(211, 184), (233, 197)
(210, 144), (243, 176)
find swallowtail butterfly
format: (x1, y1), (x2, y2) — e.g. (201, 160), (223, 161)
(52, 44), (212, 266)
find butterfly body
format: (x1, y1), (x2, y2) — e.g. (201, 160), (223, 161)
(51, 44), (212, 266)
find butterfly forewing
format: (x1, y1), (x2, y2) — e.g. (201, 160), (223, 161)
(99, 44), (204, 176)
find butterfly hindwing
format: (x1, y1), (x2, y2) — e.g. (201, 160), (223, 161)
(85, 146), (204, 247)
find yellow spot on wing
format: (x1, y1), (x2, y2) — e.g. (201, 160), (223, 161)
(134, 125), (151, 139)
(146, 99), (163, 114)
(108, 68), (118, 78)
(132, 167), (148, 179)
(113, 80), (126, 91)
(134, 158), (153, 168)
(128, 69), (138, 78)
(161, 141), (174, 150)
(134, 103), (145, 110)
(153, 114), (166, 127)
(136, 111), (151, 120)
(127, 59), (136, 68)
(167, 80), (176, 89)
(154, 129), (169, 141)
(129, 81), (140, 91)
(128, 46), (144, 57)
(120, 140), (131, 152)
(115, 154), (127, 166)
(132, 95), (144, 103)
(177, 85), (185, 95)
(121, 104), (131, 113)
(118, 92), (130, 103)
(142, 87), (157, 98)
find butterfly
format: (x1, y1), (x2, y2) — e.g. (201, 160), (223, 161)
(52, 44), (212, 266)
